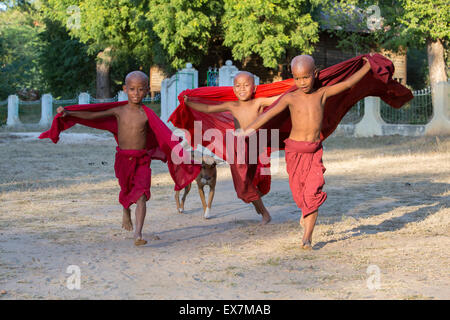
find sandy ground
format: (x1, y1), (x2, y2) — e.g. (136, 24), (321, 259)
(0, 129), (449, 300)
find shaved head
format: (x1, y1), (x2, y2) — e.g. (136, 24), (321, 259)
(233, 71), (255, 85)
(125, 71), (149, 86)
(291, 55), (316, 73)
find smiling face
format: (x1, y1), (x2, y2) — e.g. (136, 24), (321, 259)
(232, 72), (255, 101)
(123, 71), (149, 105)
(291, 55), (317, 94)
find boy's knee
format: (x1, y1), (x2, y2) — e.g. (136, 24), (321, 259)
(137, 194), (147, 204)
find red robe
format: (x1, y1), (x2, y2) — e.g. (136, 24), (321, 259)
(114, 147), (152, 209)
(39, 101), (201, 196)
(284, 139), (327, 217)
(168, 53), (413, 203)
(228, 135), (271, 202)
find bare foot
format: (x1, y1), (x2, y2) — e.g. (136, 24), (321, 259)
(134, 238), (148, 246)
(260, 211), (272, 225)
(301, 240), (312, 250)
(122, 209), (133, 231)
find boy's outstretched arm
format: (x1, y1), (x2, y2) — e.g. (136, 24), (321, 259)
(184, 95), (231, 113)
(322, 57), (372, 102)
(241, 96), (290, 135)
(56, 106), (117, 119)
(258, 94), (282, 108)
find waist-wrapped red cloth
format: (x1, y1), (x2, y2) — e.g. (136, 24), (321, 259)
(114, 147), (151, 209)
(228, 135), (271, 202)
(284, 139), (327, 217)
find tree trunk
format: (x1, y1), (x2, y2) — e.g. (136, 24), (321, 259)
(427, 38), (448, 87)
(96, 47), (112, 99)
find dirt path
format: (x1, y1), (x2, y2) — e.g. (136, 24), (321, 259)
(0, 132), (449, 299)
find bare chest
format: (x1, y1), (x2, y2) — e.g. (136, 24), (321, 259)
(289, 93), (324, 118)
(231, 105), (260, 129)
(117, 110), (148, 132)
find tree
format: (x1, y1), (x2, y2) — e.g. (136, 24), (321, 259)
(0, 6), (43, 99)
(42, 0), (160, 98)
(399, 0), (449, 86)
(222, 0), (321, 69)
(147, 0), (224, 70)
(38, 18), (96, 98)
(319, 0), (448, 88)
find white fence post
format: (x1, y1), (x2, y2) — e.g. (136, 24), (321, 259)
(78, 92), (90, 104)
(6, 95), (21, 127)
(39, 93), (53, 127)
(425, 81), (450, 136)
(219, 60), (239, 86)
(118, 90), (128, 101)
(253, 74), (260, 86)
(218, 60), (260, 86)
(354, 96), (386, 137)
(160, 63), (198, 123)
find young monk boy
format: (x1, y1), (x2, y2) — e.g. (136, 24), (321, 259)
(241, 55), (372, 249)
(184, 71), (280, 225)
(56, 71), (155, 246)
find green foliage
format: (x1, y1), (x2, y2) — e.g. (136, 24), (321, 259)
(0, 7), (43, 99)
(319, 0), (447, 87)
(399, 0), (449, 44)
(4, 0), (442, 100)
(41, 0), (167, 93)
(38, 18), (96, 99)
(148, 0), (223, 70)
(43, 0), (154, 57)
(317, 1), (400, 52)
(223, 0), (320, 68)
(319, 0), (449, 52)
(46, 0), (167, 67)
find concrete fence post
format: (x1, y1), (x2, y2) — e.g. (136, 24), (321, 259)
(219, 60), (260, 86)
(160, 63), (198, 123)
(219, 60), (239, 86)
(6, 95), (21, 127)
(39, 93), (53, 127)
(425, 81), (450, 136)
(354, 96), (386, 137)
(78, 92), (90, 105)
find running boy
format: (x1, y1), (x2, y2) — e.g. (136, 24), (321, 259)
(241, 55), (372, 248)
(184, 71), (280, 224)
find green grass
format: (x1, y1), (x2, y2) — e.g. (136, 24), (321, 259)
(144, 102), (161, 117)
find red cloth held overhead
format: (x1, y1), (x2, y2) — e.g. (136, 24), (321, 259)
(169, 53), (413, 152)
(284, 139), (327, 217)
(39, 101), (201, 191)
(168, 54), (412, 205)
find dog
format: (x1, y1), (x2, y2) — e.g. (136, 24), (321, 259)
(175, 153), (218, 219)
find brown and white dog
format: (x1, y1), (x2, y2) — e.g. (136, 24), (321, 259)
(175, 153), (218, 219)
